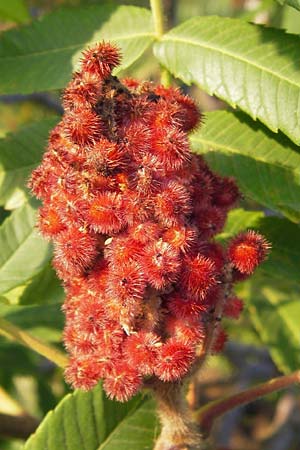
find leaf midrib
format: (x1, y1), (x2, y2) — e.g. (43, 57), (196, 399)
(97, 402), (151, 450)
(0, 32), (156, 62)
(160, 35), (300, 90)
(191, 135), (300, 175)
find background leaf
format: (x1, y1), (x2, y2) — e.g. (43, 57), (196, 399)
(97, 400), (157, 450)
(0, 201), (51, 295)
(190, 110), (300, 222)
(0, 5), (154, 95)
(276, 0), (300, 11)
(238, 276), (300, 373)
(0, 303), (63, 342)
(154, 16), (300, 144)
(0, 118), (58, 210)
(0, 0), (30, 24)
(24, 385), (152, 450)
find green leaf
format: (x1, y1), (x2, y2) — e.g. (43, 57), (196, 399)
(220, 209), (300, 283)
(238, 276), (300, 373)
(24, 385), (154, 450)
(277, 0), (300, 11)
(0, 118), (58, 209)
(18, 264), (64, 306)
(0, 5), (155, 95)
(190, 110), (300, 222)
(154, 16), (300, 144)
(0, 201), (51, 295)
(0, 302), (63, 342)
(0, 0), (30, 23)
(97, 400), (157, 450)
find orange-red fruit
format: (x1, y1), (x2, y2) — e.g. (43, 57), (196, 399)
(53, 227), (98, 276)
(63, 108), (102, 145)
(80, 42), (121, 78)
(143, 240), (181, 289)
(87, 192), (125, 234)
(123, 331), (161, 375)
(223, 297), (244, 319)
(154, 339), (196, 381)
(228, 231), (270, 274)
(103, 362), (142, 402)
(183, 254), (218, 299)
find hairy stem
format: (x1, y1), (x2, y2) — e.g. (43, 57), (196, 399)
(0, 317), (68, 369)
(149, 0), (172, 87)
(196, 370), (300, 436)
(196, 264), (233, 373)
(148, 379), (204, 450)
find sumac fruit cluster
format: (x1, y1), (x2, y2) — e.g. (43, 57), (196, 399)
(29, 42), (270, 402)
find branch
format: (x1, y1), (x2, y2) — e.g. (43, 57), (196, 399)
(195, 264), (233, 373)
(0, 317), (68, 369)
(0, 412), (39, 439)
(149, 0), (172, 87)
(196, 370), (300, 436)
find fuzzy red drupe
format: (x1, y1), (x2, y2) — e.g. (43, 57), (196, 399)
(29, 42), (270, 402)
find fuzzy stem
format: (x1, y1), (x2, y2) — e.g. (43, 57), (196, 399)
(0, 317), (68, 369)
(196, 370), (300, 437)
(195, 264), (233, 373)
(149, 0), (172, 87)
(148, 379), (204, 450)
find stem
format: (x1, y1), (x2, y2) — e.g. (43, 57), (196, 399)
(147, 379), (204, 450)
(149, 0), (172, 87)
(196, 370), (300, 436)
(0, 412), (39, 440)
(150, 0), (165, 37)
(0, 317), (68, 369)
(195, 265), (233, 373)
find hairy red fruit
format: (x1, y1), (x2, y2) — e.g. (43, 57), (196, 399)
(107, 261), (146, 303)
(123, 331), (161, 375)
(163, 225), (198, 254)
(80, 42), (121, 78)
(63, 108), (103, 145)
(87, 192), (125, 234)
(164, 316), (206, 345)
(228, 231), (270, 274)
(53, 227), (98, 277)
(143, 240), (181, 289)
(104, 235), (143, 266)
(37, 204), (65, 238)
(183, 254), (218, 299)
(103, 362), (142, 402)
(86, 138), (126, 174)
(63, 72), (101, 110)
(167, 292), (208, 319)
(212, 327), (228, 353)
(65, 355), (105, 390)
(154, 181), (192, 226)
(151, 127), (190, 171)
(223, 297), (244, 319)
(129, 221), (160, 244)
(154, 339), (196, 381)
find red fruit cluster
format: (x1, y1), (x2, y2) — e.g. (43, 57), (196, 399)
(29, 42), (270, 402)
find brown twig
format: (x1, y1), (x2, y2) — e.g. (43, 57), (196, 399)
(196, 370), (300, 437)
(0, 412), (39, 439)
(195, 264), (233, 373)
